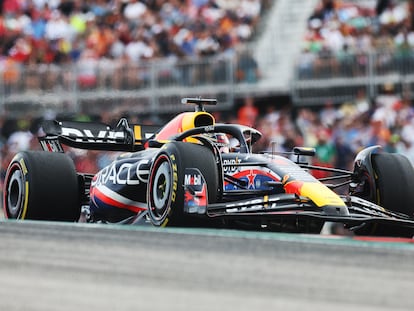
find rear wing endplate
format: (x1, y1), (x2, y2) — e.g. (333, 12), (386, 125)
(40, 119), (159, 152)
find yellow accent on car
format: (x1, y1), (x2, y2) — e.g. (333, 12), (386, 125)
(300, 182), (346, 208)
(21, 181), (29, 219)
(181, 111), (215, 132)
(161, 218), (169, 227)
(180, 111), (215, 144)
(134, 125), (142, 141)
(264, 195), (269, 208)
(19, 158), (28, 175)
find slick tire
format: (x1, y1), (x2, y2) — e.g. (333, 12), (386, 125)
(3, 151), (81, 221)
(147, 141), (218, 227)
(369, 153), (414, 237)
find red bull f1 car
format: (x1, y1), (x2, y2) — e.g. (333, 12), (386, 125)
(3, 98), (414, 237)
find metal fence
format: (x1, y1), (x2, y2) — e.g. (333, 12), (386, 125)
(0, 48), (261, 118)
(6, 49), (411, 116)
(291, 50), (414, 106)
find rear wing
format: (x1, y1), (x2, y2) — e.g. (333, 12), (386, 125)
(40, 118), (159, 152)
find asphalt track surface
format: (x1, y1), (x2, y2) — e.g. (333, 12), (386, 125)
(0, 220), (414, 311)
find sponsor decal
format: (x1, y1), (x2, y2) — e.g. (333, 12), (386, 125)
(19, 158), (28, 175)
(171, 154), (178, 203)
(21, 181), (29, 219)
(61, 127), (125, 142)
(184, 173), (202, 186)
(225, 198), (265, 213)
(223, 158), (242, 173)
(204, 125), (215, 132)
(39, 139), (63, 152)
(183, 168), (207, 213)
(92, 159), (150, 186)
(225, 196), (300, 213)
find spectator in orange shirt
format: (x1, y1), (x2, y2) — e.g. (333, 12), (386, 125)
(238, 96), (259, 128)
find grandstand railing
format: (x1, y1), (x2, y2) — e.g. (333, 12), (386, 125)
(292, 50), (414, 106)
(6, 49), (411, 115)
(0, 48), (260, 117)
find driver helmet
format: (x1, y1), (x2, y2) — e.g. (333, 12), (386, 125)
(204, 133), (230, 153)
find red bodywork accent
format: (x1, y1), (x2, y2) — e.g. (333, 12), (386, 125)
(184, 183), (208, 208)
(155, 113), (189, 141)
(283, 180), (304, 196)
(90, 186), (146, 213)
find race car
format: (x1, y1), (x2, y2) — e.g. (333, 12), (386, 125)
(3, 98), (414, 237)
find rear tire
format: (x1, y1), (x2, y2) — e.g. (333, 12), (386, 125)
(147, 142), (218, 227)
(3, 151), (81, 221)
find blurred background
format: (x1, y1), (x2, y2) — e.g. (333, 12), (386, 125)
(1, 0), (414, 190)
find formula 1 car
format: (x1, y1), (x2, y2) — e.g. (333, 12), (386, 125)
(3, 98), (414, 237)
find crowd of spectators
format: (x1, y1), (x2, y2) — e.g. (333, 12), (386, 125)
(288, 0), (414, 172)
(0, 0), (264, 89)
(298, 0), (414, 78)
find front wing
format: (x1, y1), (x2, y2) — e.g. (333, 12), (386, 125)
(184, 186), (414, 233)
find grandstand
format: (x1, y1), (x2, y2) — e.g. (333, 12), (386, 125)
(292, 0), (414, 106)
(1, 0), (413, 117)
(0, 0), (319, 118)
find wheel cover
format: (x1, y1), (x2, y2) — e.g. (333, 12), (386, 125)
(149, 156), (172, 221)
(4, 163), (26, 219)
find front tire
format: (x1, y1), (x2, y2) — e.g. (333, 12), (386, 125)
(3, 151), (81, 221)
(372, 153), (414, 216)
(361, 153), (414, 237)
(147, 142), (218, 227)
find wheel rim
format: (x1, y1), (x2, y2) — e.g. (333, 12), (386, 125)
(5, 164), (26, 219)
(149, 156), (172, 221)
